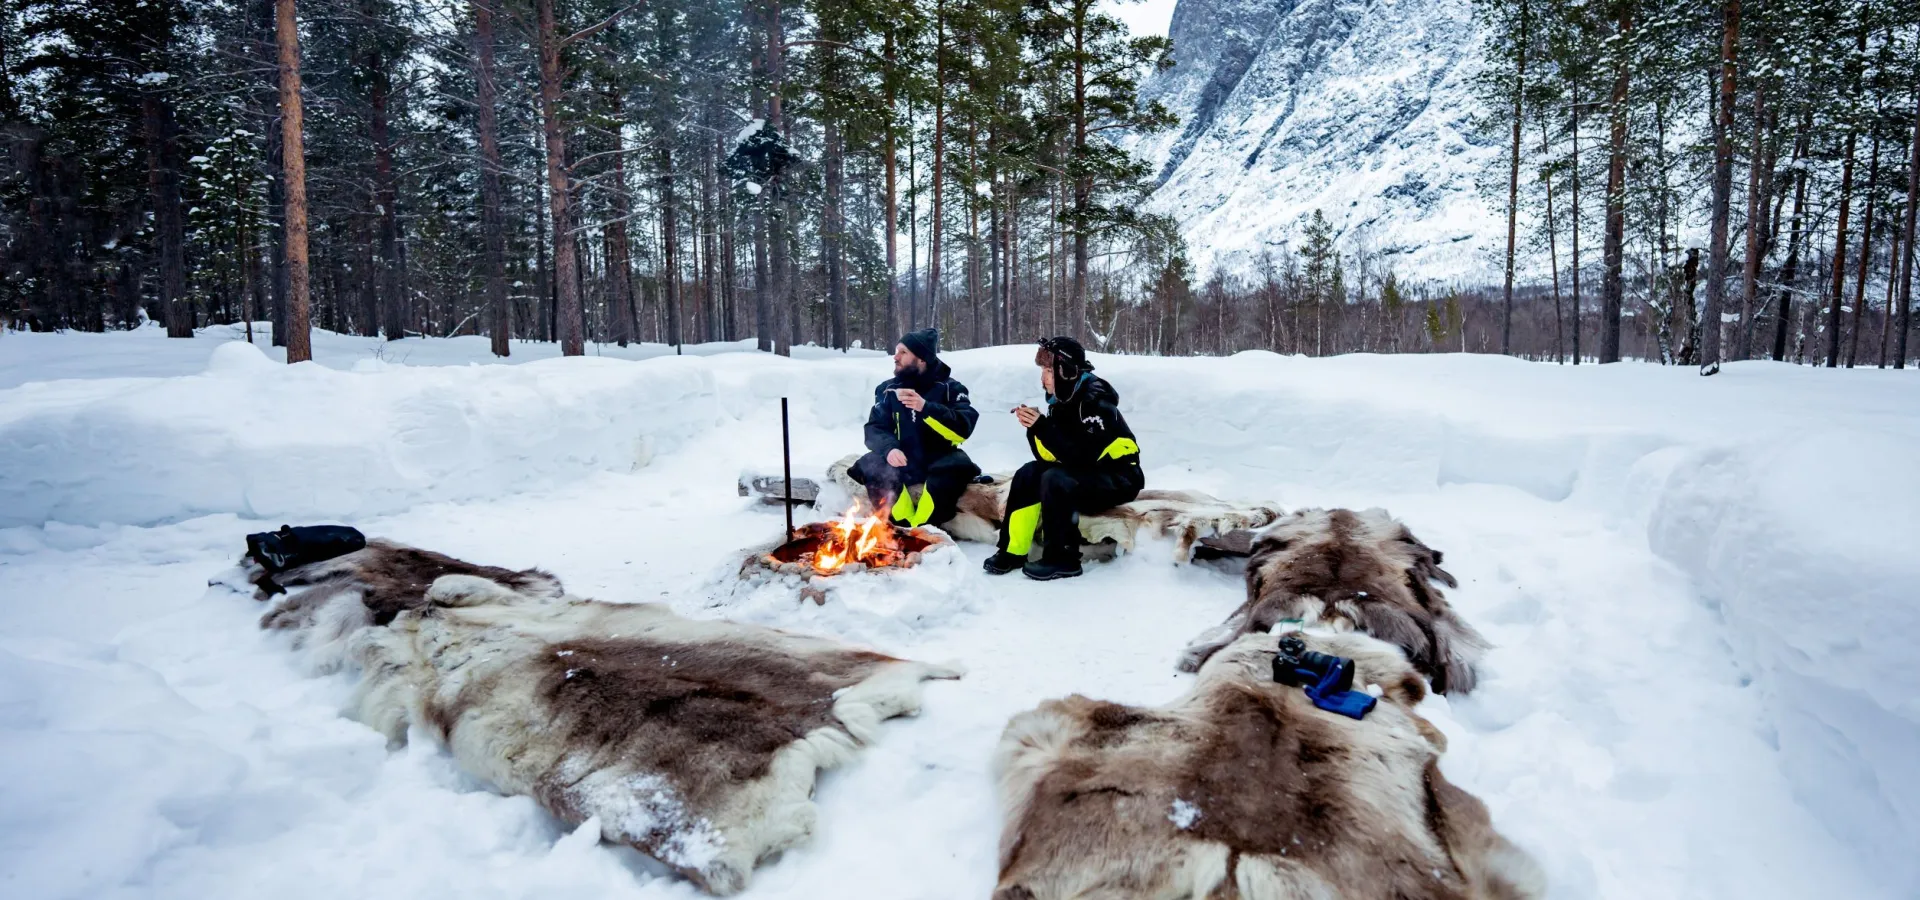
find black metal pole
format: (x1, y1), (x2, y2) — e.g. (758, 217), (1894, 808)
(781, 397), (794, 538)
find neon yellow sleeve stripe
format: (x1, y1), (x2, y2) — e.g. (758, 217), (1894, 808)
(925, 416), (967, 446)
(1099, 437), (1140, 460)
(1032, 435), (1058, 463)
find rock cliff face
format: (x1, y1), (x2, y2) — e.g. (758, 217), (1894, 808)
(1131, 0), (1504, 283)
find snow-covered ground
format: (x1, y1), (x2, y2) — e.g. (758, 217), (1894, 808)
(2, 323), (1913, 898)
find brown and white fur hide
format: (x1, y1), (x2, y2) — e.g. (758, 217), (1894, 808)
(240, 538), (564, 674)
(828, 454), (1282, 562)
(1178, 509), (1488, 694)
(237, 541), (960, 895)
(992, 631), (1543, 900)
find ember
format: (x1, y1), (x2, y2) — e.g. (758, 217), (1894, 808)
(769, 508), (942, 575)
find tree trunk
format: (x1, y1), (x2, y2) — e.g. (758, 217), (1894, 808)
(1679, 248), (1700, 365)
(767, 0), (791, 356)
(1700, 0), (1739, 373)
(1070, 9), (1091, 343)
(1772, 129), (1809, 362)
(884, 28), (899, 341)
(1882, 227), (1901, 366)
(269, 125), (288, 347)
(1825, 140), (1858, 368)
(536, 0), (584, 356)
(968, 121), (981, 347)
(1500, 0), (1528, 355)
(702, 121), (720, 343)
(824, 117), (847, 350)
(1571, 81), (1582, 364)
(716, 130), (736, 342)
(599, 93), (633, 346)
(534, 141), (552, 342)
(143, 90), (191, 339)
(998, 171), (1013, 343)
(1737, 75), (1768, 361)
(276, 0), (312, 362)
(1598, 1), (1632, 364)
(1848, 110), (1881, 368)
(930, 0), (946, 331)
(1540, 114), (1564, 362)
(472, 0), (509, 356)
(749, 11), (772, 352)
(609, 154), (635, 347)
(357, 217), (378, 336)
(368, 52), (405, 341)
(1899, 73), (1919, 369)
(1825, 27), (1867, 367)
(908, 105), (920, 330)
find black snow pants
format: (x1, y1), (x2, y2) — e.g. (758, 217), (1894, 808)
(849, 449), (981, 528)
(996, 460), (1145, 563)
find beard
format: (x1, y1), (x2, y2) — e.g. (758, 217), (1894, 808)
(894, 358), (924, 379)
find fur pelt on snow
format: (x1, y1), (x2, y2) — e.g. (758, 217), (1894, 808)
(235, 540), (959, 895)
(1178, 508), (1488, 694)
(236, 537), (564, 673)
(827, 454), (1282, 562)
(992, 631), (1543, 900)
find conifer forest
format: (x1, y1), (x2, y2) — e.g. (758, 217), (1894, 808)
(1, 0), (1917, 369)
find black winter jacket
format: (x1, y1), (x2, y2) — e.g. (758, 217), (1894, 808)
(1025, 373), (1141, 470)
(865, 362), (978, 474)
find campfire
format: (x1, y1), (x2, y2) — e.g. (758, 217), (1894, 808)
(767, 507), (945, 576)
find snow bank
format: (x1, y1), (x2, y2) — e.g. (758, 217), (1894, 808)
(0, 342), (719, 528)
(1649, 432), (1920, 891)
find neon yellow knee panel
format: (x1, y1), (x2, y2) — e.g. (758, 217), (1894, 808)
(1005, 503), (1041, 556)
(890, 485), (937, 528)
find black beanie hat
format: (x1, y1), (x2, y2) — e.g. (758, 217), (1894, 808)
(900, 328), (940, 365)
(1035, 336), (1092, 375)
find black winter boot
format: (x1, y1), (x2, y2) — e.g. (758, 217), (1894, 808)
(1022, 556), (1083, 581)
(982, 551), (1025, 575)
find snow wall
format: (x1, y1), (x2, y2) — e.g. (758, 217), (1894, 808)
(1, 340), (1913, 892)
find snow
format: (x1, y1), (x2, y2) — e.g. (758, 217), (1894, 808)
(1, 326), (1912, 898)
(1168, 798), (1202, 830)
(731, 117), (767, 151)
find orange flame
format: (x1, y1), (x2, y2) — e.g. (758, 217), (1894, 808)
(809, 506), (907, 575)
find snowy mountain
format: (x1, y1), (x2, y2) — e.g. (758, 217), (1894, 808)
(1132, 0), (1505, 284)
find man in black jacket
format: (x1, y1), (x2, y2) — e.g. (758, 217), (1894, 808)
(983, 336), (1144, 580)
(849, 328), (982, 528)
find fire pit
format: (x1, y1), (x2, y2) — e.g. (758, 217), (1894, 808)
(713, 508), (960, 616)
(765, 511), (947, 577)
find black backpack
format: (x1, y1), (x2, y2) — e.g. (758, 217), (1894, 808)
(245, 524), (367, 573)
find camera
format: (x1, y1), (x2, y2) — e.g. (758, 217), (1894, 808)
(1272, 634), (1355, 693)
(1272, 634), (1376, 721)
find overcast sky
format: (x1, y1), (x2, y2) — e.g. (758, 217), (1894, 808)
(1102, 0), (1180, 38)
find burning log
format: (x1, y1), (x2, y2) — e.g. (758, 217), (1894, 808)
(764, 508), (946, 577)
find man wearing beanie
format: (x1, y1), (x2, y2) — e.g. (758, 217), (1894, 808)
(848, 328), (982, 528)
(983, 336), (1144, 580)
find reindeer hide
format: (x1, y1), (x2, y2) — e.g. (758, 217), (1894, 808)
(993, 631), (1542, 900)
(238, 540), (959, 895)
(240, 538), (563, 673)
(1179, 508), (1488, 694)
